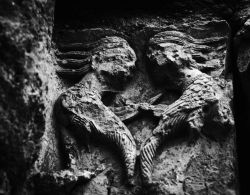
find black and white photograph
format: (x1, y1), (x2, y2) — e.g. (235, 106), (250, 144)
(0, 0), (249, 194)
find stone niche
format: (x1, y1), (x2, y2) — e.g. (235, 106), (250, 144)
(0, 1), (241, 195)
(34, 4), (238, 195)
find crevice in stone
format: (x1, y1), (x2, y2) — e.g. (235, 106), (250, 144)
(224, 20), (249, 195)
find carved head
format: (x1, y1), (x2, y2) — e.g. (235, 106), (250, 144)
(56, 33), (136, 89)
(147, 30), (225, 88)
(147, 31), (197, 88)
(91, 36), (137, 89)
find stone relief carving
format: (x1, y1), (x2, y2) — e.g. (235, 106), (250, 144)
(44, 14), (235, 194)
(139, 30), (234, 184)
(54, 28), (234, 186)
(2, 0), (247, 193)
(54, 35), (137, 184)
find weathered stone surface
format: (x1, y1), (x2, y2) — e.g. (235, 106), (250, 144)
(56, 35), (136, 87)
(146, 17), (229, 85)
(31, 169), (95, 195)
(53, 33), (137, 185)
(138, 24), (234, 192)
(183, 139), (236, 195)
(2, 0), (247, 194)
(0, 0), (55, 194)
(46, 10), (237, 194)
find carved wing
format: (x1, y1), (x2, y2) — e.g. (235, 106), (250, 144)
(162, 79), (217, 118)
(140, 112), (188, 183)
(55, 33), (136, 80)
(60, 96), (137, 183)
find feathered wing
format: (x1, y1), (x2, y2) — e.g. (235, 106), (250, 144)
(140, 111), (188, 184)
(140, 83), (210, 183)
(162, 91), (201, 118)
(62, 99), (137, 183)
(140, 80), (219, 183)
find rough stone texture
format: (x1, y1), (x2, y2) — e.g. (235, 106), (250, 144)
(32, 169), (95, 195)
(137, 20), (234, 194)
(1, 0), (250, 194)
(54, 35), (137, 184)
(49, 7), (237, 195)
(0, 0), (55, 194)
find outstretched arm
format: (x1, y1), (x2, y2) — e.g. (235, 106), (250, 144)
(110, 93), (166, 122)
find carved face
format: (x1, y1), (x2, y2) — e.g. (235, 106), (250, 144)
(91, 36), (137, 88)
(147, 30), (226, 88)
(147, 31), (198, 87)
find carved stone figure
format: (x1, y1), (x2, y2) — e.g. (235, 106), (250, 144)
(54, 35), (137, 184)
(135, 30), (234, 184)
(45, 18), (235, 194)
(1, 0), (242, 193)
